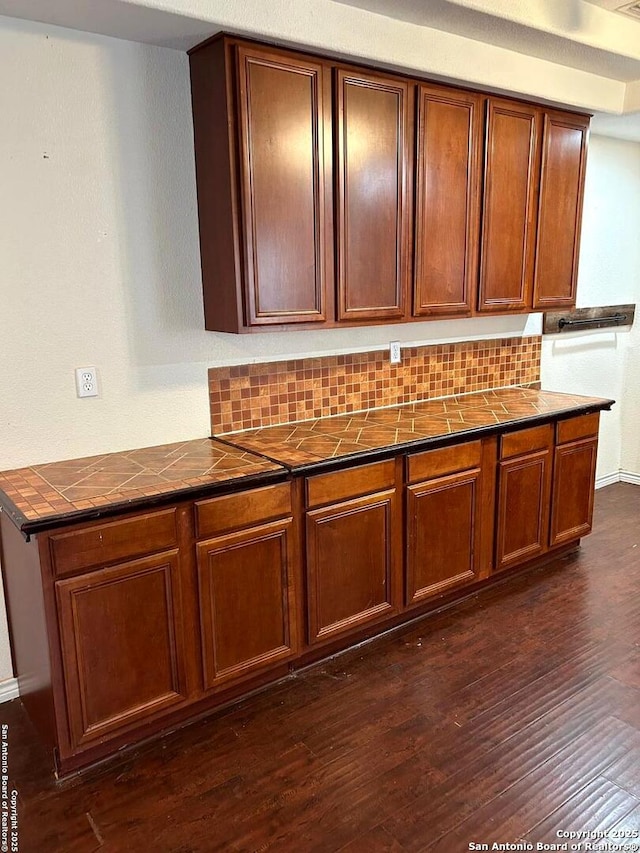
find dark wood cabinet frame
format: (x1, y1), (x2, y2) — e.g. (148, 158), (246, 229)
(189, 33), (590, 333)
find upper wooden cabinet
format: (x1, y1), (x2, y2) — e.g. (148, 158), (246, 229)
(533, 111), (589, 309)
(190, 37), (334, 332)
(478, 99), (541, 313)
(336, 69), (413, 321)
(413, 85), (483, 317)
(189, 34), (590, 332)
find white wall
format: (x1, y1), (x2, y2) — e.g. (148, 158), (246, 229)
(0, 14), (637, 685)
(541, 135), (640, 482)
(620, 147), (640, 477)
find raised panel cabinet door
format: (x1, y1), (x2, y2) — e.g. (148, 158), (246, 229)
(306, 489), (398, 643)
(197, 518), (297, 690)
(478, 99), (541, 313)
(236, 45), (332, 325)
(550, 437), (598, 547)
(55, 551), (188, 750)
(533, 111), (589, 309)
(406, 468), (481, 605)
(496, 449), (552, 570)
(414, 85), (483, 317)
(336, 69), (412, 321)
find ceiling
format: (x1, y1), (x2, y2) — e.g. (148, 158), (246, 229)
(334, 0), (640, 81)
(591, 109), (640, 140)
(331, 0), (640, 138)
(0, 0), (639, 139)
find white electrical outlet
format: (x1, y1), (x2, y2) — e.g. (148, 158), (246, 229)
(389, 341), (401, 364)
(75, 367), (99, 398)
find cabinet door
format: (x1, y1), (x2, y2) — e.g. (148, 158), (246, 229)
(56, 551), (188, 750)
(336, 69), (412, 321)
(306, 489), (398, 643)
(533, 111), (589, 309)
(550, 437), (597, 547)
(407, 468), (481, 605)
(414, 85), (483, 317)
(496, 449), (552, 570)
(197, 518), (297, 690)
(478, 99), (541, 313)
(236, 45), (332, 325)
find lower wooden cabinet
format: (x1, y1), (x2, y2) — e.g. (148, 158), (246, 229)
(495, 415), (599, 570)
(495, 424), (554, 570)
(405, 441), (482, 605)
(407, 466), (482, 605)
(55, 550), (189, 749)
(550, 413), (600, 548)
(196, 518), (298, 689)
(496, 449), (552, 570)
(306, 489), (398, 643)
(550, 436), (598, 547)
(0, 409), (605, 776)
(304, 460), (400, 644)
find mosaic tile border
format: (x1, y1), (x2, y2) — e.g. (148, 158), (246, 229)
(209, 336), (542, 434)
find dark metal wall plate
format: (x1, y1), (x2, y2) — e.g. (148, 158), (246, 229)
(543, 304), (636, 334)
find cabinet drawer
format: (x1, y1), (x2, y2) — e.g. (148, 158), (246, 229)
(556, 412), (600, 445)
(500, 423), (553, 459)
(407, 440), (481, 484)
(195, 482), (292, 539)
(50, 508), (178, 577)
(306, 460), (395, 509)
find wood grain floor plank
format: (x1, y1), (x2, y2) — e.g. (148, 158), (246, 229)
(383, 711), (640, 852)
(608, 802), (640, 836)
(338, 825), (407, 852)
(525, 777), (640, 844)
(423, 716), (640, 852)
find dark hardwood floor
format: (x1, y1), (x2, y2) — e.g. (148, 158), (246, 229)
(6, 482), (640, 852)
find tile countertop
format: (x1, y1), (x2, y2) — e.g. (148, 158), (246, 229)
(0, 439), (286, 535)
(216, 387), (614, 473)
(0, 388), (614, 536)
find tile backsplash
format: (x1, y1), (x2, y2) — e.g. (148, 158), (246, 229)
(209, 335), (541, 434)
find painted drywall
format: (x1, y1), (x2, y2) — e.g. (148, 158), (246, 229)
(0, 14), (636, 686)
(621, 339), (640, 478)
(541, 134), (640, 481)
(617, 141), (640, 476)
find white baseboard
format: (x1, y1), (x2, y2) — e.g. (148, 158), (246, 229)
(595, 472), (620, 489)
(0, 678), (19, 704)
(620, 470), (640, 486)
(595, 471), (640, 489)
